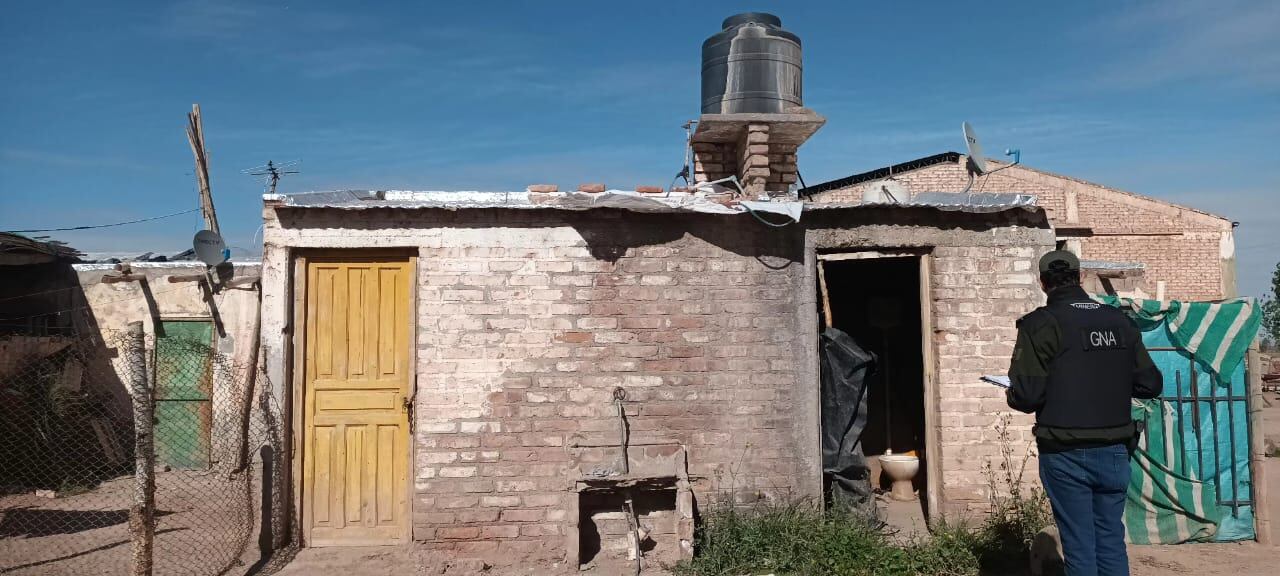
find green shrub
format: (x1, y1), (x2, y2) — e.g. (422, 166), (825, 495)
(975, 415), (1055, 571)
(673, 500), (981, 576)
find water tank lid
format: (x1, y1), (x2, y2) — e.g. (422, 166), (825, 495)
(721, 12), (782, 29)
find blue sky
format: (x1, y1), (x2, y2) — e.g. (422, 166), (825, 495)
(1, 1), (1277, 298)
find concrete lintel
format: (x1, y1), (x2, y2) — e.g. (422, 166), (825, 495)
(692, 112), (826, 145)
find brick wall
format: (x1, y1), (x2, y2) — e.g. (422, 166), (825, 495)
(261, 204), (1056, 564)
(409, 215), (802, 562)
(807, 160), (1234, 300)
(930, 245), (1042, 507)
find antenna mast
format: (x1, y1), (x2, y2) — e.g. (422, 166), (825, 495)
(247, 160), (301, 195)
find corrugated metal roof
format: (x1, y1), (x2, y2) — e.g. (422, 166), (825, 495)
(1080, 260), (1145, 272)
(72, 261), (262, 272)
(0, 232), (82, 262)
(266, 190), (1039, 215)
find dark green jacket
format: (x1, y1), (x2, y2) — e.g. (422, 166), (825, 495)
(1007, 285), (1163, 451)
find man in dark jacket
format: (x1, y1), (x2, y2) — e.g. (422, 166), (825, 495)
(1007, 251), (1163, 576)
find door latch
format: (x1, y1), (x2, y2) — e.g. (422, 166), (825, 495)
(402, 394), (415, 433)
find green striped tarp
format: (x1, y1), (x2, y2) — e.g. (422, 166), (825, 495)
(1125, 399), (1220, 544)
(1099, 295), (1261, 377)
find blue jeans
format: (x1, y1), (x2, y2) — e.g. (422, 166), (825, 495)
(1039, 443), (1130, 576)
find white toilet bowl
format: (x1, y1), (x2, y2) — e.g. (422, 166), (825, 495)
(878, 454), (919, 501)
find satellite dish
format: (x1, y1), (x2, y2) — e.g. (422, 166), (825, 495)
(962, 122), (987, 174)
(193, 230), (228, 266)
(863, 179), (908, 204)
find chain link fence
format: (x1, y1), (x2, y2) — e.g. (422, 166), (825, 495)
(1, 325), (281, 575)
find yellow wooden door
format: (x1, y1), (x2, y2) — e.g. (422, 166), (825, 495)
(303, 256), (412, 546)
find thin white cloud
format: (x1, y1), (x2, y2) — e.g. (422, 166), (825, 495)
(1091, 0), (1280, 90)
(0, 148), (159, 172)
(156, 0), (263, 41)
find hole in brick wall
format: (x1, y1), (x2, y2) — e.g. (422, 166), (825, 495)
(578, 485), (679, 572)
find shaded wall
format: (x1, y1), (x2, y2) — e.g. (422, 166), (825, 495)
(73, 262), (262, 470)
(0, 262), (81, 336)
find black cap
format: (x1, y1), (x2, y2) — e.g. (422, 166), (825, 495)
(1038, 250), (1080, 274)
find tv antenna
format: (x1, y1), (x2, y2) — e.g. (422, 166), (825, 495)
(245, 160), (301, 195)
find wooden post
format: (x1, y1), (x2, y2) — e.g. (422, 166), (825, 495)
(187, 103), (220, 235)
(1246, 344), (1272, 545)
(235, 282), (263, 472)
(125, 321), (155, 576)
(816, 260), (833, 328)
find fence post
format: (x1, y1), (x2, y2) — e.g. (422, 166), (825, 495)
(126, 321), (155, 576)
(1247, 345), (1271, 545)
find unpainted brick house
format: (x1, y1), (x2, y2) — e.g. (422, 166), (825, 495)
(257, 114), (1058, 570)
(801, 152), (1237, 301)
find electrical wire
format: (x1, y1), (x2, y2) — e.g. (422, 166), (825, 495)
(742, 204), (796, 228)
(981, 160), (1019, 176)
(0, 284), (85, 303)
(3, 207), (200, 234)
(963, 158), (1021, 196)
(975, 173), (991, 194)
(959, 171), (976, 194)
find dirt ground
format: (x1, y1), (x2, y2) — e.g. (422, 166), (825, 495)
(7, 395), (1276, 575)
(1118, 389), (1280, 576)
(0, 469), (256, 576)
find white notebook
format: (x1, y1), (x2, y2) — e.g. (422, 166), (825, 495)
(982, 375), (1011, 389)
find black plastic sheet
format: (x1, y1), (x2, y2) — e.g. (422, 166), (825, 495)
(820, 327), (876, 511)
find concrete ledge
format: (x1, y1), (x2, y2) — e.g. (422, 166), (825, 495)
(692, 111), (825, 144)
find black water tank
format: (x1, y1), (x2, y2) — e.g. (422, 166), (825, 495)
(701, 12), (802, 114)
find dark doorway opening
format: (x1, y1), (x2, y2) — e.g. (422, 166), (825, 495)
(819, 255), (928, 520)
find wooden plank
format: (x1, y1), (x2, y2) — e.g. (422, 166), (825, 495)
(379, 267), (396, 375)
(347, 267), (365, 377)
(364, 423), (377, 528)
(295, 254), (310, 546)
(333, 266), (349, 380)
(102, 274), (145, 284)
(919, 254), (943, 519)
(317, 267), (334, 376)
(402, 255), (417, 540)
(332, 423), (347, 528)
(817, 251), (923, 262)
(315, 390), (399, 412)
(397, 264), (409, 379)
(313, 427), (332, 525)
(377, 425), (395, 524)
(816, 261), (833, 328)
(364, 266), (379, 379)
(345, 425), (363, 525)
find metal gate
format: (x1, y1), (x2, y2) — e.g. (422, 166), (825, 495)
(154, 320), (214, 470)
(1142, 343), (1255, 539)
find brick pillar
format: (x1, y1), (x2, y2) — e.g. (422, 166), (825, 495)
(737, 124), (771, 197)
(690, 111), (824, 198)
(692, 142), (735, 185)
(767, 143), (799, 195)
